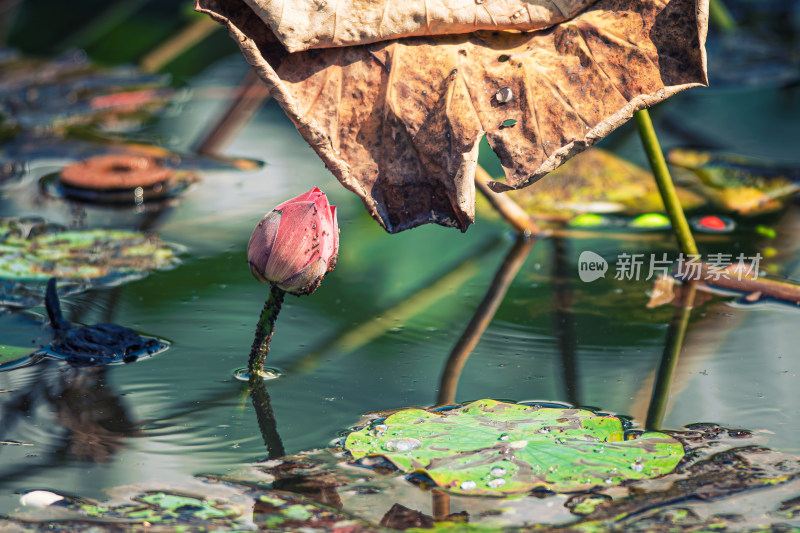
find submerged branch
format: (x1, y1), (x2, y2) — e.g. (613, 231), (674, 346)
(475, 165), (542, 236)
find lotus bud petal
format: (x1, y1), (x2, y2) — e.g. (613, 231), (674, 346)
(247, 187), (339, 296)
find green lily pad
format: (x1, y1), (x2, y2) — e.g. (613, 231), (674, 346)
(0, 344), (34, 365)
(0, 218), (181, 307)
(667, 148), (800, 215)
(344, 399), (684, 495)
(505, 148), (705, 222)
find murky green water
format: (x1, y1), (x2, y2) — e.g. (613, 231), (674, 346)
(2, 7), (800, 521)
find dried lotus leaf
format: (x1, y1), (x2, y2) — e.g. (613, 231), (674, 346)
(245, 0), (599, 52)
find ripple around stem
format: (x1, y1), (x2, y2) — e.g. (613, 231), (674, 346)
(232, 367), (282, 382)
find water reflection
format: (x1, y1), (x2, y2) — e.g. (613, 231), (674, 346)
(0, 362), (138, 465)
(437, 236), (535, 406)
(551, 237), (580, 407)
(646, 283), (697, 430)
(250, 379), (284, 460)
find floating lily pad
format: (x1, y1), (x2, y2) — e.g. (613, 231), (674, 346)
(0, 218), (179, 282)
(667, 148), (800, 215)
(3, 423), (798, 531)
(507, 149), (705, 222)
(0, 344), (35, 366)
(0, 218), (181, 307)
(0, 51), (175, 132)
(344, 399), (684, 495)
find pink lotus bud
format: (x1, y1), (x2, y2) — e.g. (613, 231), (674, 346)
(247, 187), (339, 295)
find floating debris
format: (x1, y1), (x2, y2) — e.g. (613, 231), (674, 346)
(55, 153), (192, 205)
(20, 491), (64, 507)
(630, 213), (671, 229)
(0, 51), (176, 133)
(690, 214), (736, 233)
(667, 147), (800, 215)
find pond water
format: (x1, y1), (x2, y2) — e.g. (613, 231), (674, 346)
(1, 6), (800, 523)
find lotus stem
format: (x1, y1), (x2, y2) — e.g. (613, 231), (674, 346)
(140, 16), (219, 73)
(195, 68), (271, 156)
(646, 283), (696, 430)
(634, 109), (699, 257)
(709, 0), (737, 33)
(248, 284), (285, 386)
(475, 165), (542, 236)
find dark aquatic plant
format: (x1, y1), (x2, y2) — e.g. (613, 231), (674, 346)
(245, 187), (338, 383)
(44, 278), (165, 366)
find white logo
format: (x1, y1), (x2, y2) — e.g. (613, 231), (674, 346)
(578, 251), (608, 282)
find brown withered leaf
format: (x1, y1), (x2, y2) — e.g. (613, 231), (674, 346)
(242, 0), (599, 52)
(197, 0), (708, 233)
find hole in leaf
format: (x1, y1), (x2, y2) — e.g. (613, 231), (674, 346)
(500, 119), (518, 128)
(498, 54), (510, 62)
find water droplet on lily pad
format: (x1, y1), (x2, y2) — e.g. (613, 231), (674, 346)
(383, 438), (422, 452)
(631, 460), (644, 473)
(343, 399), (685, 495)
(460, 480), (477, 491)
(488, 478), (506, 488)
(539, 426), (551, 434)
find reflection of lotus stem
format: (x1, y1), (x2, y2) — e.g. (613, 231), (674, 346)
(437, 236), (535, 406)
(552, 237), (579, 407)
(250, 379), (285, 458)
(634, 110), (699, 257)
(287, 238), (501, 374)
(709, 0), (736, 33)
(432, 491), (451, 521)
(646, 283), (696, 431)
(248, 285), (285, 385)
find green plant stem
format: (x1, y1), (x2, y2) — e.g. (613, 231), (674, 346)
(634, 109), (699, 257)
(248, 284), (285, 386)
(709, 0), (737, 33)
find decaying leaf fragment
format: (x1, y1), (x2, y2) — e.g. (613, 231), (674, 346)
(243, 0), (599, 52)
(197, 0), (708, 232)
